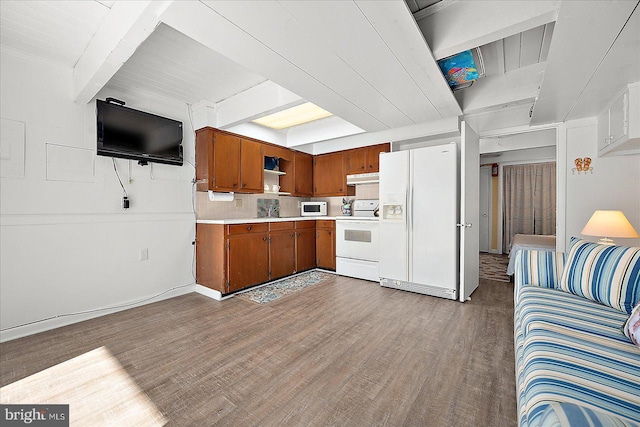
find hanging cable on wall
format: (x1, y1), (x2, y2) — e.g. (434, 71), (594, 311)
(186, 102), (199, 281)
(112, 158), (130, 210)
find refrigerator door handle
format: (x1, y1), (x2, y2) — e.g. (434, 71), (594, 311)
(456, 223), (472, 228)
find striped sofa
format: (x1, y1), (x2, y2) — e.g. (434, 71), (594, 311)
(513, 238), (640, 427)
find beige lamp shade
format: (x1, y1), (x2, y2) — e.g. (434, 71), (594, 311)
(581, 210), (640, 245)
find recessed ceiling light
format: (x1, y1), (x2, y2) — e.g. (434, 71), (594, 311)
(252, 102), (333, 130)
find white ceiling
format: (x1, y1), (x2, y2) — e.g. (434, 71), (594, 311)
(1, 0), (639, 149)
(479, 22), (554, 77)
(0, 0), (111, 67)
(566, 5), (640, 121)
(105, 23), (267, 105)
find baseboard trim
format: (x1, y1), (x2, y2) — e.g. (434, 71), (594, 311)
(0, 285), (195, 343)
(195, 269), (337, 301)
(195, 284), (228, 301)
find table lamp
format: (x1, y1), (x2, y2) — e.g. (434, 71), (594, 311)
(581, 210), (639, 245)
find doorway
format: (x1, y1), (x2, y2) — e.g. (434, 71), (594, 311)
(479, 165), (492, 252)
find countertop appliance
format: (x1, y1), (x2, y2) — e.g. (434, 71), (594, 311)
(336, 199), (379, 281)
(379, 145), (460, 300)
(301, 201), (327, 216)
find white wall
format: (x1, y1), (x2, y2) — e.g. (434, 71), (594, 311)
(0, 49), (196, 342)
(561, 119), (640, 250)
(480, 146), (556, 165)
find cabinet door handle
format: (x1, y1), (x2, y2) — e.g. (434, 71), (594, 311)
(296, 233), (301, 236)
(233, 183), (238, 187)
(290, 233), (294, 238)
(247, 226), (252, 231)
(263, 236), (268, 241)
(242, 183), (246, 188)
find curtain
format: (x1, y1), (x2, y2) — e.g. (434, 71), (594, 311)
(503, 162), (556, 253)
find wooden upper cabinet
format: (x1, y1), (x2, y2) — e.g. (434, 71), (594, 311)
(196, 127), (388, 196)
(314, 152), (347, 196)
(262, 143), (292, 162)
(294, 152), (313, 196)
(343, 143), (389, 176)
(366, 143), (390, 173)
(279, 151), (313, 197)
(240, 138), (263, 192)
(196, 128), (240, 192)
(345, 148), (367, 174)
(195, 128), (264, 193)
(213, 133), (241, 191)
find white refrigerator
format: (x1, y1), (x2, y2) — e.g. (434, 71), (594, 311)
(379, 144), (461, 300)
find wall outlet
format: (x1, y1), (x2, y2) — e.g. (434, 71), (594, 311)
(139, 248), (148, 261)
(235, 198), (242, 207)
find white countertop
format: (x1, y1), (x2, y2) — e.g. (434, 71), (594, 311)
(335, 216), (379, 221)
(196, 216), (338, 225)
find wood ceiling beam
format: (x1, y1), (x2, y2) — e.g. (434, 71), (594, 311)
(72, 1), (173, 104)
(161, 1), (388, 132)
(417, 1), (560, 60)
(354, 0), (462, 119)
(213, 81), (304, 130)
(456, 62), (544, 114)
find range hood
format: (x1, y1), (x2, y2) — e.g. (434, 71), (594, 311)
(346, 172), (379, 185)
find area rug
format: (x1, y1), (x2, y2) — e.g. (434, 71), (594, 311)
(236, 270), (334, 304)
(479, 253), (510, 283)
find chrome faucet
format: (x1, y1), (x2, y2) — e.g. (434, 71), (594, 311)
(267, 205), (280, 217)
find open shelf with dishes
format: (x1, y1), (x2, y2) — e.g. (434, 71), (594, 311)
(263, 168), (288, 195)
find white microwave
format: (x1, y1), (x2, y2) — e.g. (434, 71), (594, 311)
(301, 201), (327, 216)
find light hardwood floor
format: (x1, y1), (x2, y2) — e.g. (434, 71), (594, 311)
(0, 275), (517, 426)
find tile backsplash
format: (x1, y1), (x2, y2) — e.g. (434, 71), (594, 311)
(196, 183), (378, 220)
(196, 192), (307, 220)
(317, 183), (379, 217)
(257, 198), (280, 218)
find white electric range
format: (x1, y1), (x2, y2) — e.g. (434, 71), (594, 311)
(335, 200), (380, 282)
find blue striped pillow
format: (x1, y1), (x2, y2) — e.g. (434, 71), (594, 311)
(514, 249), (566, 300)
(559, 237), (640, 314)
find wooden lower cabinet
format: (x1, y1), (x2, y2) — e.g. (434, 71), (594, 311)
(269, 222), (296, 280)
(316, 220), (336, 270)
(196, 220), (320, 295)
(227, 232), (269, 292)
(295, 221), (316, 272)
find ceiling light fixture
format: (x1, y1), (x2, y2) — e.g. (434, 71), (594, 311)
(252, 102), (333, 130)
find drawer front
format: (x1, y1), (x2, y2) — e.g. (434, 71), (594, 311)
(269, 221), (295, 231)
(295, 220), (316, 229)
(316, 220), (335, 229)
(227, 223), (269, 235)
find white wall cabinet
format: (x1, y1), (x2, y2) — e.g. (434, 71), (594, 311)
(597, 82), (640, 156)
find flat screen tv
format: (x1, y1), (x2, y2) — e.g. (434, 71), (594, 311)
(97, 99), (183, 166)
